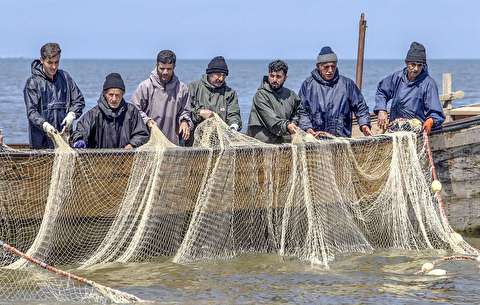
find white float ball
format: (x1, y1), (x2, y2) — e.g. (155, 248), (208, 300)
(427, 269), (447, 276)
(421, 262), (434, 272)
(431, 180), (442, 193)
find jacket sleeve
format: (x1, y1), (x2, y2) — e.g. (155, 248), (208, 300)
(66, 74), (85, 119)
(129, 108), (150, 148)
(188, 82), (203, 125)
(131, 83), (151, 124)
(297, 82), (314, 131)
(350, 82), (371, 128)
(374, 73), (395, 114)
(226, 91), (242, 129)
(178, 85), (193, 129)
(71, 111), (95, 146)
(253, 91), (289, 136)
(24, 78), (47, 129)
(424, 80), (445, 127)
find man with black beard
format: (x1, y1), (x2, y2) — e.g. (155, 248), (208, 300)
(247, 60), (301, 143)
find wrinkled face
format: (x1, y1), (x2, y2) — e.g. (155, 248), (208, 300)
(406, 61), (423, 80)
(157, 62), (175, 83)
(41, 55), (60, 79)
(104, 88), (124, 109)
(317, 62), (337, 81)
(207, 72), (226, 88)
(268, 70), (287, 90)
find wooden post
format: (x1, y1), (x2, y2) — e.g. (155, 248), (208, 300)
(355, 13), (367, 90)
(440, 73), (464, 122)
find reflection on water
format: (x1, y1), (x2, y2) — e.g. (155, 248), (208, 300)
(37, 237), (476, 305)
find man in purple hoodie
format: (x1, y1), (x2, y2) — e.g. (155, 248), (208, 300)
(131, 50), (192, 145)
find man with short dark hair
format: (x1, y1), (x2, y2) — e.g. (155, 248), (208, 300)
(131, 50), (192, 145)
(298, 47), (372, 138)
(71, 73), (149, 149)
(375, 42), (445, 134)
(24, 42), (85, 148)
(188, 56), (242, 137)
(247, 60), (301, 143)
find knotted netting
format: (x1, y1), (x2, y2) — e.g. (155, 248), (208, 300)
(0, 115), (477, 303)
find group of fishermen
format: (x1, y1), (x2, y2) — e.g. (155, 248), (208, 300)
(20, 41), (445, 149)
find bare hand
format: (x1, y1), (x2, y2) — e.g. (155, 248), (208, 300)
(124, 144), (133, 149)
(179, 121), (190, 140)
(287, 122), (297, 134)
(316, 131), (334, 138)
(361, 125), (373, 136)
(147, 119), (156, 129)
(199, 109), (214, 119)
(377, 110), (389, 132)
(306, 128), (317, 137)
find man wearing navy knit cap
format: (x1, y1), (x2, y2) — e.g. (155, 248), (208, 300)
(374, 42), (445, 134)
(298, 47), (372, 137)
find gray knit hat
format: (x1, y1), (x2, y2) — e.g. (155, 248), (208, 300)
(405, 42), (427, 64)
(317, 46), (338, 64)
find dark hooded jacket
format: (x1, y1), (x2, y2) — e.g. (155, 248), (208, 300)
(71, 95), (149, 149)
(298, 69), (371, 137)
(188, 74), (242, 128)
(374, 67), (445, 127)
(24, 60), (85, 148)
(247, 76), (301, 143)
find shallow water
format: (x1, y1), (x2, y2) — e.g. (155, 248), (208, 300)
(10, 238), (479, 305)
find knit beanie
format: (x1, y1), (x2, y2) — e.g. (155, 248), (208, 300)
(206, 56), (229, 75)
(103, 73), (125, 91)
(317, 46), (338, 64)
(405, 42), (427, 64)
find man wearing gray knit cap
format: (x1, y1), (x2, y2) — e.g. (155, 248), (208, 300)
(298, 46), (372, 137)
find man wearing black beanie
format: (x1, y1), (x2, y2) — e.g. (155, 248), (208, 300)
(187, 56), (242, 144)
(375, 42), (445, 134)
(71, 73), (149, 149)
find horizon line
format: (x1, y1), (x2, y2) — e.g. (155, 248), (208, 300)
(1, 57), (480, 61)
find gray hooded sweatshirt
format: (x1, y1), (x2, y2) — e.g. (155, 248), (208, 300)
(131, 70), (192, 145)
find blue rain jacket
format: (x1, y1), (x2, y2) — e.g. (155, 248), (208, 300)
(298, 69), (371, 137)
(24, 60), (85, 148)
(374, 67), (445, 127)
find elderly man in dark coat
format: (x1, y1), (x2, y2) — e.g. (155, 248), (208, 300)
(374, 42), (445, 134)
(188, 56), (242, 133)
(24, 43), (85, 148)
(247, 60), (301, 143)
(72, 73), (149, 149)
(298, 47), (372, 138)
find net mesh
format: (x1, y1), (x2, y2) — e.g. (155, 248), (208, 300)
(0, 115), (477, 302)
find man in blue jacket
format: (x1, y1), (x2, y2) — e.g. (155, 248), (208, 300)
(374, 42), (445, 134)
(298, 47), (372, 138)
(24, 43), (85, 148)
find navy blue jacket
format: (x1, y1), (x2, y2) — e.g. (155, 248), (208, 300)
(72, 96), (149, 149)
(298, 69), (371, 137)
(374, 67), (445, 127)
(24, 60), (85, 149)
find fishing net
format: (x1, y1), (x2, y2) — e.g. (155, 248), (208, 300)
(0, 115), (477, 303)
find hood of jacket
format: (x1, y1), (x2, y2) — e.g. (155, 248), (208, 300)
(311, 68), (340, 86)
(97, 94), (127, 120)
(31, 59), (57, 81)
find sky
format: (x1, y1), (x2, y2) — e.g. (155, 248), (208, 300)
(1, 0), (479, 60)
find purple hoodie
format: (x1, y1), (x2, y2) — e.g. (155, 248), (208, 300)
(131, 70), (192, 145)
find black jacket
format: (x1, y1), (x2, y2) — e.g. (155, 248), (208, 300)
(24, 60), (85, 148)
(72, 95), (149, 149)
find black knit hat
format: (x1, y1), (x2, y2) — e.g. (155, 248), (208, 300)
(405, 42), (427, 64)
(103, 73), (125, 91)
(317, 46), (338, 64)
(206, 56), (229, 75)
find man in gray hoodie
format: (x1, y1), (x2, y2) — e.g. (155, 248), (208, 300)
(131, 50), (192, 145)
